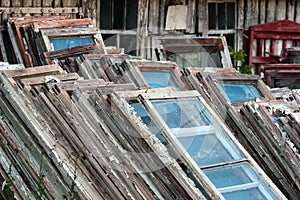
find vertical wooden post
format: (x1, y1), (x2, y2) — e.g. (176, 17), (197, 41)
(198, 0), (208, 36)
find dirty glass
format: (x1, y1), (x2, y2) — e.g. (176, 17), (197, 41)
(49, 37), (94, 51)
(204, 162), (278, 200)
(130, 102), (167, 145)
(166, 44), (222, 69)
(219, 83), (262, 101)
(141, 71), (181, 91)
(150, 98), (244, 166)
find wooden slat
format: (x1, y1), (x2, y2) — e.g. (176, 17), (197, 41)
(0, 7), (79, 14)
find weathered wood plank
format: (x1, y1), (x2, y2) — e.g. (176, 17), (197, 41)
(259, 0), (266, 24)
(198, 0), (208, 35)
(237, 0), (244, 50)
(276, 0), (286, 21)
(186, 0), (196, 33)
(287, 0), (295, 21)
(148, 0), (160, 34)
(266, 0), (276, 22)
(245, 0), (259, 27)
(137, 0), (149, 58)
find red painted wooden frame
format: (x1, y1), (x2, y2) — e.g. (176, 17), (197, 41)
(245, 20), (300, 75)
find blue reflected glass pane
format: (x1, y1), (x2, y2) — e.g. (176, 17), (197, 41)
(151, 98), (244, 166)
(49, 37), (94, 50)
(141, 71), (181, 91)
(130, 102), (166, 144)
(220, 83), (261, 101)
(178, 133), (243, 166)
(223, 188), (269, 200)
(204, 162), (278, 200)
(151, 98), (210, 128)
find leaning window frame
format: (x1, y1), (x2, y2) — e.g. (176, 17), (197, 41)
(39, 28), (105, 52)
(185, 68), (274, 107)
(116, 88), (286, 199)
(123, 60), (188, 90)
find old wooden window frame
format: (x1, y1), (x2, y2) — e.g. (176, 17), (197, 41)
(39, 27), (105, 52)
(43, 43), (101, 65)
(264, 64), (300, 89)
(207, 0), (237, 48)
(122, 60), (188, 90)
(184, 68), (273, 107)
(7, 16), (67, 67)
(99, 0), (138, 55)
(115, 88), (286, 199)
(156, 37), (233, 69)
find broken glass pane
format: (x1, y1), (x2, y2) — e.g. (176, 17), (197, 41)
(219, 83), (262, 101)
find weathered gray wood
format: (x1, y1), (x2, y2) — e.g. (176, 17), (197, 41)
(148, 0), (160, 34)
(198, 0), (208, 35)
(186, 0), (196, 33)
(266, 0), (276, 22)
(259, 0), (266, 24)
(137, 0), (149, 58)
(296, 0), (300, 22)
(287, 0), (295, 21)
(276, 0), (286, 21)
(245, 0), (259, 27)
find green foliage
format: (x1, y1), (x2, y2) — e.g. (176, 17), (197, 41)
(4, 164), (16, 200)
(228, 46), (254, 74)
(36, 151), (46, 200)
(69, 152), (80, 200)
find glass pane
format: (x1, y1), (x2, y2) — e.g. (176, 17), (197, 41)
(151, 98), (211, 129)
(208, 3), (217, 29)
(113, 0), (125, 29)
(227, 3), (235, 29)
(178, 132), (244, 166)
(141, 71), (181, 91)
(166, 45), (222, 69)
(218, 3), (226, 29)
(130, 102), (167, 144)
(220, 83), (262, 101)
(273, 78), (300, 89)
(100, 0), (112, 29)
(120, 35), (136, 55)
(126, 0), (138, 29)
(49, 37), (94, 51)
(224, 34), (235, 49)
(151, 98), (244, 166)
(204, 162), (278, 200)
(102, 34), (117, 47)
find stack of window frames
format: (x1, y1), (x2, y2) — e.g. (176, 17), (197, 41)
(183, 67), (300, 199)
(6, 16), (106, 67)
(113, 88), (286, 199)
(0, 63), (207, 199)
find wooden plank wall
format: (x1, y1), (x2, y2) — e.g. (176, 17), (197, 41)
(0, 0), (300, 57)
(0, 0), (81, 22)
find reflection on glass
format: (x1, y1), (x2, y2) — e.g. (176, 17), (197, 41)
(151, 98), (244, 166)
(141, 71), (181, 91)
(220, 83), (262, 101)
(49, 37), (94, 50)
(166, 44), (222, 69)
(204, 162), (278, 200)
(130, 97), (278, 200)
